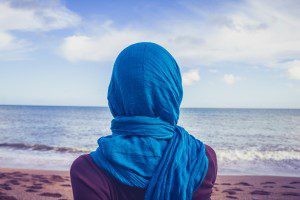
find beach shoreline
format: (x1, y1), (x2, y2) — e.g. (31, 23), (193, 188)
(0, 168), (299, 200)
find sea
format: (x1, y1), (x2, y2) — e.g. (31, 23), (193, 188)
(0, 105), (299, 177)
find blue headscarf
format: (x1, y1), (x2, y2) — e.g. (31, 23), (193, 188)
(90, 42), (208, 200)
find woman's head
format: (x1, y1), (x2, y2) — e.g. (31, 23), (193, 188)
(108, 42), (183, 125)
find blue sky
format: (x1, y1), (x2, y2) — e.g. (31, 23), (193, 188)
(0, 0), (300, 108)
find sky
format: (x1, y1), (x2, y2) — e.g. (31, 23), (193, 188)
(0, 0), (300, 108)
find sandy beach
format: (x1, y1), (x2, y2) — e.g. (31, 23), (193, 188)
(0, 168), (299, 200)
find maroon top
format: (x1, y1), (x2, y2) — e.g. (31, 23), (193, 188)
(70, 145), (217, 200)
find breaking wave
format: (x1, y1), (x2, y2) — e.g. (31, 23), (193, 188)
(216, 149), (300, 161)
(0, 143), (90, 154)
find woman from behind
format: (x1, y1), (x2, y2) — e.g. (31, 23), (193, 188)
(70, 42), (217, 200)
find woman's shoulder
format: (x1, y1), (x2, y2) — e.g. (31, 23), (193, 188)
(70, 154), (146, 200)
(192, 144), (218, 200)
(70, 154), (119, 199)
(204, 144), (218, 180)
(205, 144), (217, 164)
(70, 154), (113, 184)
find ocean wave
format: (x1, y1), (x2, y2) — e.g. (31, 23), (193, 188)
(216, 149), (300, 161)
(1, 143), (299, 162)
(0, 143), (90, 154)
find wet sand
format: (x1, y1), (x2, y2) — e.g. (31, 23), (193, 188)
(212, 175), (300, 200)
(0, 168), (299, 200)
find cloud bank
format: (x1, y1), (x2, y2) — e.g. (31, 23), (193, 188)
(286, 60), (300, 80)
(223, 74), (240, 85)
(182, 69), (200, 86)
(0, 0), (80, 59)
(60, 24), (143, 62)
(59, 0), (300, 68)
(2, 0), (300, 83)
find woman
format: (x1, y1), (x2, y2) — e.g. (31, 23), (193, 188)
(70, 42), (217, 200)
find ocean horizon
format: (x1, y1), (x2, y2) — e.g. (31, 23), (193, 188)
(2, 104), (300, 109)
(0, 105), (299, 177)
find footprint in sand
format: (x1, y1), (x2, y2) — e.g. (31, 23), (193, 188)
(230, 188), (243, 191)
(31, 174), (45, 179)
(61, 184), (71, 187)
(51, 175), (65, 182)
(5, 179), (20, 186)
(0, 183), (12, 190)
(0, 173), (6, 179)
(0, 191), (17, 200)
(226, 195), (238, 199)
(251, 190), (270, 195)
(39, 192), (62, 198)
(39, 179), (52, 184)
(263, 185), (273, 188)
(282, 192), (300, 196)
(19, 178), (30, 182)
(235, 182), (253, 186)
(282, 185), (296, 189)
(290, 181), (300, 185)
(221, 183), (231, 185)
(25, 189), (38, 193)
(26, 185), (43, 190)
(222, 189), (237, 195)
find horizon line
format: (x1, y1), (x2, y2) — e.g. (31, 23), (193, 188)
(0, 104), (299, 110)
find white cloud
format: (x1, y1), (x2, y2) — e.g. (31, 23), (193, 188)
(164, 0), (300, 67)
(0, 1), (80, 32)
(0, 31), (14, 50)
(59, 0), (300, 73)
(2, 0), (299, 73)
(223, 74), (240, 85)
(60, 24), (144, 62)
(0, 0), (80, 57)
(182, 69), (200, 86)
(0, 31), (31, 60)
(286, 60), (300, 80)
(209, 69), (218, 74)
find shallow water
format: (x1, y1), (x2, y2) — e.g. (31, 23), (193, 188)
(0, 105), (299, 176)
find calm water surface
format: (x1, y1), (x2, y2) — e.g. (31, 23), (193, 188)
(0, 105), (299, 176)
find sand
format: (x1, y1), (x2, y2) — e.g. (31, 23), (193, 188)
(212, 175), (300, 200)
(0, 168), (299, 200)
